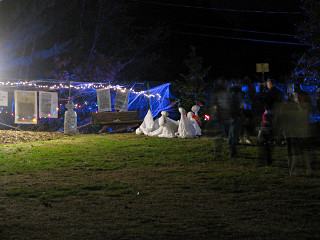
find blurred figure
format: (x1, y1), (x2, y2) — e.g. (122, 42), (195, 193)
(281, 83), (314, 176)
(258, 79), (285, 165)
(294, 83), (311, 104)
(263, 79), (285, 111)
(207, 78), (242, 157)
(239, 76), (256, 144)
(229, 83), (244, 146)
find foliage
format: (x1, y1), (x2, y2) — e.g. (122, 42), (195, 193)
(49, 0), (165, 83)
(294, 0), (320, 84)
(0, 0), (165, 82)
(0, 0), (71, 79)
(173, 46), (211, 115)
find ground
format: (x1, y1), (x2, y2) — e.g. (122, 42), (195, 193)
(0, 130), (67, 144)
(0, 133), (319, 239)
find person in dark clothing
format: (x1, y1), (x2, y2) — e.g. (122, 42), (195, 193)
(208, 79), (242, 157)
(229, 84), (244, 145)
(263, 79), (285, 111)
(258, 79), (285, 165)
(284, 83), (314, 175)
(293, 83), (311, 104)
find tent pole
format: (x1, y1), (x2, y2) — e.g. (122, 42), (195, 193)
(69, 81), (72, 99)
(147, 82), (151, 111)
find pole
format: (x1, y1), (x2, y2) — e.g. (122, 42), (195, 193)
(69, 81), (72, 99)
(147, 82), (151, 111)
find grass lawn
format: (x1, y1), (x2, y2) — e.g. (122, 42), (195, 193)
(0, 133), (319, 240)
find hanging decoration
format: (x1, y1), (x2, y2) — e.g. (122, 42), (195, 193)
(14, 90), (38, 124)
(0, 79), (176, 131)
(0, 91), (8, 106)
(114, 88), (129, 111)
(39, 91), (59, 118)
(0, 80), (162, 99)
(96, 88), (111, 112)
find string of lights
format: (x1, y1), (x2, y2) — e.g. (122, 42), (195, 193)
(0, 80), (162, 99)
(0, 81), (171, 129)
(131, 0), (303, 15)
(170, 30), (310, 46)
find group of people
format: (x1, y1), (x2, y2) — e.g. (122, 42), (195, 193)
(207, 77), (317, 175)
(261, 79), (314, 175)
(135, 77), (316, 175)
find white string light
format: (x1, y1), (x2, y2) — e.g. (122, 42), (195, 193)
(0, 81), (161, 99)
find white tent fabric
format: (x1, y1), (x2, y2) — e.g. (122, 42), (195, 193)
(187, 112), (202, 136)
(136, 109), (158, 135)
(147, 126), (164, 136)
(146, 111), (178, 138)
(158, 112), (179, 138)
(147, 116), (164, 136)
(137, 108), (199, 139)
(176, 108), (196, 138)
(191, 105), (200, 116)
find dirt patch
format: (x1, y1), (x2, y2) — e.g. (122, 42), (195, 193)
(0, 130), (68, 144)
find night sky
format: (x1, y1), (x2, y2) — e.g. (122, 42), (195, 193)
(130, 0), (306, 82)
(0, 0), (308, 83)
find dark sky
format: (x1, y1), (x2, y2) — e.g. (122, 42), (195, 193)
(130, 0), (306, 82)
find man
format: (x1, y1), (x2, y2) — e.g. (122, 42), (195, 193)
(264, 78), (285, 111)
(259, 79), (285, 165)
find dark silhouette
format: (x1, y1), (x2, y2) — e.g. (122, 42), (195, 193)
(258, 79), (285, 165)
(208, 78), (242, 157)
(279, 83), (314, 175)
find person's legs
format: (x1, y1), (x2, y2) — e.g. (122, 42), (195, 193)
(265, 141), (272, 165)
(302, 138), (314, 175)
(210, 121), (224, 157)
(290, 138), (302, 176)
(285, 136), (293, 166)
(258, 126), (273, 165)
(227, 119), (238, 157)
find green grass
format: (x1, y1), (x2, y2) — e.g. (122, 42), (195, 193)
(0, 135), (229, 174)
(0, 133), (319, 240)
(6, 182), (135, 203)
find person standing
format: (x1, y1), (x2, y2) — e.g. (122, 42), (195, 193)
(258, 79), (285, 165)
(287, 83), (314, 175)
(263, 79), (285, 112)
(208, 78), (242, 157)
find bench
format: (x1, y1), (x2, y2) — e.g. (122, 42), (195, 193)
(91, 111), (143, 133)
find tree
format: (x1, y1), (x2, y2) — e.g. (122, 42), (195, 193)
(0, 0), (71, 79)
(173, 46), (211, 115)
(294, 0), (320, 84)
(49, 0), (165, 83)
(0, 0), (164, 82)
